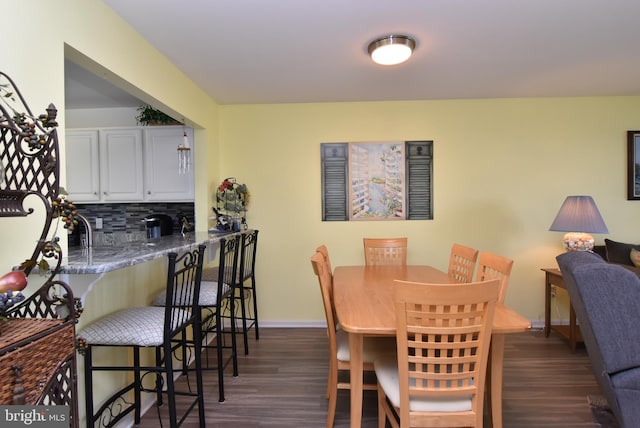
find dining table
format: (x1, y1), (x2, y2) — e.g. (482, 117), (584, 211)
(333, 265), (531, 428)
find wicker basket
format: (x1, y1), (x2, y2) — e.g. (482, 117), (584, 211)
(0, 318), (75, 404)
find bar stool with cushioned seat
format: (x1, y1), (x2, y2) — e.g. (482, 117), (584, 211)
(161, 235), (241, 403)
(204, 230), (260, 356)
(78, 245), (206, 428)
(234, 229), (259, 354)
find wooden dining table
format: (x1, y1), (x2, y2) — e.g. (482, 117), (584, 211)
(333, 265), (531, 428)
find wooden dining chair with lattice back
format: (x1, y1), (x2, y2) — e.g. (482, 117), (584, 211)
(447, 243), (479, 283)
(475, 251), (514, 303)
(316, 244), (332, 273)
(311, 247), (395, 428)
(374, 278), (500, 428)
(363, 237), (408, 266)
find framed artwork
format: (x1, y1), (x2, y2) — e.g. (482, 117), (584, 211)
(349, 142), (405, 220)
(627, 131), (640, 200)
(320, 141), (433, 221)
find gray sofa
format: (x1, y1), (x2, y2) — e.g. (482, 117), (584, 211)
(557, 251), (640, 428)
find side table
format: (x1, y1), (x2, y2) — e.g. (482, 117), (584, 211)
(541, 268), (583, 352)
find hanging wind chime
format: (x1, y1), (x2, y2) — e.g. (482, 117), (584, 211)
(177, 125), (191, 174)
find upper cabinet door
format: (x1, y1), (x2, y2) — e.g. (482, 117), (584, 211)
(65, 130), (101, 202)
(100, 128), (144, 201)
(143, 127), (195, 202)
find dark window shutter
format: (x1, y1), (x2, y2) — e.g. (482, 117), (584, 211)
(406, 141), (433, 220)
(321, 143), (348, 221)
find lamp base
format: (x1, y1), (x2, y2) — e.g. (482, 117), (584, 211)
(562, 232), (595, 252)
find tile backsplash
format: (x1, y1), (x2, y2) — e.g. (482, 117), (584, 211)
(68, 202), (195, 246)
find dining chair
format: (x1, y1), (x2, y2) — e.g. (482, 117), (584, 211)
(447, 243), (479, 283)
(363, 237), (408, 266)
(316, 244), (332, 273)
(79, 245), (207, 428)
(310, 249), (395, 428)
(374, 278), (500, 428)
(475, 251), (514, 303)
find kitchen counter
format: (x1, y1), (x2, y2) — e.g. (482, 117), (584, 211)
(62, 230), (241, 274)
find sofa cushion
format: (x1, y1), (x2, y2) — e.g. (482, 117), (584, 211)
(604, 238), (640, 266)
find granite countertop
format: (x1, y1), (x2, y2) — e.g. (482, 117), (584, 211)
(62, 230), (241, 274)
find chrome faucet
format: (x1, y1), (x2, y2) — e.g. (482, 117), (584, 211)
(76, 213), (93, 249)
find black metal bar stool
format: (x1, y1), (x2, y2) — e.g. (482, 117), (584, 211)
(78, 245), (207, 428)
(162, 236), (241, 403)
(235, 229), (260, 353)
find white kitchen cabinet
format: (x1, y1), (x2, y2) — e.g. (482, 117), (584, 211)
(99, 128), (144, 201)
(65, 126), (194, 203)
(65, 130), (101, 202)
(143, 127), (194, 201)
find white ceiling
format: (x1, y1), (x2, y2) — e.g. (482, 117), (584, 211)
(66, 0), (640, 108)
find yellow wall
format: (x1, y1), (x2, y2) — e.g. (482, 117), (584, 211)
(4, 0), (640, 425)
(3, 0), (640, 329)
(220, 98), (640, 324)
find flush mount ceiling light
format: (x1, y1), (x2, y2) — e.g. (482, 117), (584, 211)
(368, 34), (416, 65)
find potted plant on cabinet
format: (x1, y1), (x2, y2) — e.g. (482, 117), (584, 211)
(135, 104), (182, 126)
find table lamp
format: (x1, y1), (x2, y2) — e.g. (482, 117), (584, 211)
(549, 195), (608, 251)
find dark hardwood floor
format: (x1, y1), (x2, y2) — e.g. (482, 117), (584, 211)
(137, 327), (603, 428)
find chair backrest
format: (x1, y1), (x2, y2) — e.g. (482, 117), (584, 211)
(310, 251), (338, 360)
(447, 243), (479, 283)
(163, 244), (206, 341)
(316, 244), (332, 273)
(475, 252), (514, 303)
(363, 237), (408, 266)
(392, 278), (500, 428)
(239, 229), (259, 282)
(216, 235), (241, 303)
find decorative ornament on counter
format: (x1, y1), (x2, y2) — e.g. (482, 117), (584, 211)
(213, 177), (250, 232)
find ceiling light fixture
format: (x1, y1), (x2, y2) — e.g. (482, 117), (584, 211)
(368, 35), (416, 66)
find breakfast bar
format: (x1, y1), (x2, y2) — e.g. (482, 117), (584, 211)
(60, 230), (242, 303)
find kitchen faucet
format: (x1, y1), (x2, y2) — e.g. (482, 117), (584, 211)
(76, 213), (93, 248)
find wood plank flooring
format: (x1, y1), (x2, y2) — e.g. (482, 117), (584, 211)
(137, 328), (604, 428)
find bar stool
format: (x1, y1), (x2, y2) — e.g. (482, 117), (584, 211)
(161, 236), (241, 402)
(78, 245), (206, 428)
(234, 229), (260, 354)
(205, 230), (260, 356)
(199, 235), (241, 402)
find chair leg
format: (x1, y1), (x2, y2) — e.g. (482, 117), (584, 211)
(162, 338), (178, 428)
(83, 346), (95, 427)
(229, 292), (239, 377)
(193, 320), (206, 425)
(133, 347), (142, 425)
(250, 277), (260, 340)
(215, 310), (226, 403)
(377, 383), (387, 428)
(326, 369), (338, 428)
(238, 283), (250, 355)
